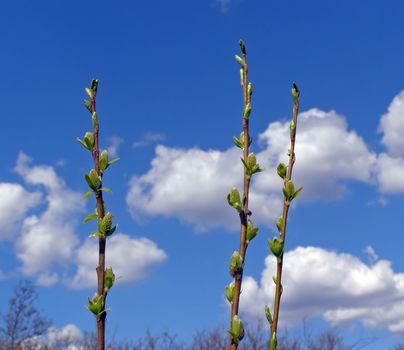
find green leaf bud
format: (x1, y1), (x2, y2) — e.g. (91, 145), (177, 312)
(89, 169), (101, 190)
(84, 99), (92, 113)
(99, 212), (113, 234)
(275, 216), (283, 233)
(99, 150), (109, 171)
(243, 102), (251, 119)
(228, 315), (245, 344)
(227, 188), (242, 212)
(225, 282), (236, 303)
(268, 237), (284, 257)
(277, 163), (287, 179)
(90, 79), (99, 93)
(290, 120), (296, 134)
(235, 55), (245, 66)
(104, 265), (115, 292)
(91, 112), (98, 127)
(85, 87), (94, 99)
(264, 305), (273, 324)
(270, 331), (278, 350)
(84, 132), (95, 151)
(229, 251), (243, 277)
(246, 153), (257, 169)
(291, 82), (300, 105)
(87, 293), (104, 318)
(239, 39), (246, 55)
(242, 153), (262, 176)
(283, 180), (295, 201)
(246, 220), (259, 242)
(247, 82), (253, 97)
(239, 68), (244, 85)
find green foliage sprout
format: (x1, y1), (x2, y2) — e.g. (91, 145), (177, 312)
(265, 82), (302, 350)
(226, 40), (262, 350)
(78, 79), (119, 350)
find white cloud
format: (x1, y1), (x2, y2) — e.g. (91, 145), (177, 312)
(240, 246), (404, 333)
(257, 108), (376, 200)
(15, 152), (83, 282)
(70, 233), (167, 289)
(46, 324), (82, 346)
(107, 136), (124, 158)
(376, 153), (404, 194)
(127, 108), (376, 230)
(132, 131), (165, 149)
(0, 183), (41, 240)
(378, 91), (404, 157)
(375, 91), (404, 194)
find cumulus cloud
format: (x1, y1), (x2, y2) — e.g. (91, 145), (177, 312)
(0, 183), (41, 240)
(71, 233), (167, 289)
(46, 324), (82, 347)
(127, 108), (376, 230)
(258, 109), (376, 200)
(375, 91), (404, 193)
(375, 153), (404, 193)
(240, 246), (404, 333)
(14, 152), (83, 283)
(378, 91), (404, 157)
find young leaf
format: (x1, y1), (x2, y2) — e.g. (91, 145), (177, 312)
(292, 186), (303, 200)
(225, 282), (236, 304)
(275, 216), (283, 233)
(246, 220), (259, 242)
(84, 191), (93, 199)
(77, 138), (90, 150)
(235, 55), (245, 66)
(227, 188), (242, 212)
(243, 102), (251, 119)
(232, 136), (243, 149)
(264, 305), (273, 324)
(268, 237), (284, 257)
(83, 213), (98, 223)
(247, 82), (252, 97)
(99, 150), (109, 171)
(85, 87), (94, 99)
(104, 266), (115, 292)
(229, 251), (243, 277)
(276, 163), (287, 179)
(270, 331), (278, 350)
(107, 158), (120, 166)
(84, 99), (92, 113)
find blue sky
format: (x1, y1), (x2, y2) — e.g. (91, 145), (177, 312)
(1, 0), (404, 348)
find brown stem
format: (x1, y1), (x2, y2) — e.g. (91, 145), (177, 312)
(91, 91), (107, 350)
(270, 99), (300, 348)
(230, 51), (252, 350)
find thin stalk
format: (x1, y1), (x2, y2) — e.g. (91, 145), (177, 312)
(79, 80), (118, 350)
(231, 47), (250, 325)
(226, 40), (262, 350)
(90, 90), (107, 350)
(269, 84), (301, 350)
